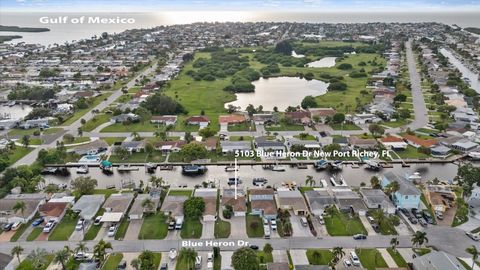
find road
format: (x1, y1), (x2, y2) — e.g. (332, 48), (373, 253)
(11, 62), (159, 167)
(405, 39), (429, 130)
(0, 227), (478, 257)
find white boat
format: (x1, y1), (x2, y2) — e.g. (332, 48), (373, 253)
(76, 165), (89, 174)
(169, 248), (177, 260)
(320, 179), (328, 187)
(365, 160), (381, 171)
(117, 164), (140, 172)
(272, 165), (286, 172)
(330, 175), (348, 187)
(407, 172), (421, 181)
(328, 160), (343, 171)
(468, 152), (480, 160)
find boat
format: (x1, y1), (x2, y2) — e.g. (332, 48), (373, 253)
(145, 163), (157, 173)
(406, 172), (421, 182)
(272, 165), (286, 172)
(41, 167), (70, 176)
(41, 167), (58, 175)
(328, 160), (343, 171)
(320, 179), (328, 188)
(227, 177), (242, 186)
(468, 152), (480, 160)
(100, 160), (113, 174)
(365, 160), (382, 171)
(169, 248), (177, 260)
(225, 165), (238, 172)
(76, 165), (89, 174)
(182, 165), (207, 175)
(117, 164), (139, 172)
(252, 177), (268, 186)
(313, 160), (328, 170)
(330, 174), (348, 187)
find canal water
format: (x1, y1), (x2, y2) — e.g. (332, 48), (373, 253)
(439, 48), (480, 93)
(225, 77), (328, 111)
(43, 162), (461, 190)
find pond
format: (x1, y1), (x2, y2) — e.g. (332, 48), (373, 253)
(306, 57), (337, 68)
(225, 76), (328, 111)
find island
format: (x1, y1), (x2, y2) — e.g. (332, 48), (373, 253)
(0, 25), (50, 32)
(0, 35), (22, 43)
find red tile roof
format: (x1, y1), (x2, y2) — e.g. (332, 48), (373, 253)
(219, 114), (246, 124)
(403, 134), (438, 148)
(186, 116), (210, 123)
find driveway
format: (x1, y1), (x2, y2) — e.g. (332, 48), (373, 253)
(201, 221), (215, 239)
(229, 216), (247, 238)
(166, 229), (181, 240)
(94, 224), (107, 241)
(124, 219), (143, 241)
(359, 216), (377, 236)
(311, 216), (328, 237)
(69, 225), (86, 241)
(122, 252), (140, 270)
(160, 251), (177, 270)
(221, 251), (233, 270)
(290, 215), (312, 237)
(272, 250), (289, 263)
(0, 231), (15, 242)
(289, 249), (309, 267)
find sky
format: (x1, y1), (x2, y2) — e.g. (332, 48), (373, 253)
(1, 0), (480, 12)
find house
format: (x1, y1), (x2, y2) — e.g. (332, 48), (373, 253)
(21, 118), (49, 129)
(202, 137), (218, 151)
(0, 193), (45, 224)
(129, 193), (160, 220)
(308, 108), (336, 122)
(110, 113), (139, 124)
(222, 188), (247, 217)
(380, 136), (408, 150)
(275, 189), (309, 215)
(411, 251), (467, 270)
(255, 137), (285, 153)
(252, 113), (274, 125)
(150, 115), (177, 126)
(451, 139), (478, 152)
(161, 192), (189, 219)
(38, 202), (69, 222)
(186, 116), (210, 129)
(194, 188), (218, 221)
(285, 110), (311, 125)
(359, 188), (396, 214)
(249, 188), (277, 220)
(430, 145), (451, 158)
(120, 140), (145, 152)
(102, 193), (134, 221)
(381, 172), (421, 209)
(220, 141), (251, 155)
(348, 136), (377, 149)
(350, 113), (381, 125)
(70, 139), (109, 156)
(219, 114), (247, 128)
(402, 134), (438, 149)
(72, 194), (105, 220)
(155, 140), (186, 154)
(304, 189), (335, 216)
(333, 188), (367, 216)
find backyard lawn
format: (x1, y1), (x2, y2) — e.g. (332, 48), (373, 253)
(355, 249), (388, 270)
(246, 215), (264, 238)
(393, 145), (430, 160)
(214, 219), (231, 238)
(324, 207), (367, 236)
(168, 190), (193, 197)
(63, 92), (112, 125)
(139, 213), (168, 239)
(180, 218), (203, 239)
(306, 249), (334, 265)
(48, 215), (79, 241)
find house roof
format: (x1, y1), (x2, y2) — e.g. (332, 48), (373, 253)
(308, 108), (336, 117)
(195, 188), (217, 198)
(403, 134), (438, 148)
(39, 202), (68, 218)
(219, 114), (246, 124)
(250, 188), (275, 196)
(412, 251), (466, 270)
(360, 188), (393, 206)
(0, 194), (44, 220)
(304, 190), (335, 210)
(187, 116), (210, 123)
(222, 189), (246, 212)
(251, 200), (277, 215)
(72, 194), (105, 220)
(160, 195), (188, 217)
(383, 172), (421, 196)
(151, 115), (177, 122)
(285, 110), (311, 119)
(130, 194), (160, 216)
(71, 139), (108, 155)
(348, 136), (377, 146)
(255, 137), (284, 148)
(203, 197), (217, 216)
(103, 193), (134, 214)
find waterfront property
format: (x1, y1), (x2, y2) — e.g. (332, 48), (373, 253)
(333, 188), (367, 216)
(249, 188), (277, 220)
(194, 188), (218, 222)
(129, 193), (160, 220)
(359, 188), (396, 214)
(275, 188), (309, 216)
(0, 193), (45, 224)
(71, 194), (105, 220)
(381, 172), (421, 209)
(304, 189), (335, 216)
(221, 188), (247, 217)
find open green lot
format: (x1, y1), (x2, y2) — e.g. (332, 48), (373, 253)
(355, 249), (388, 270)
(63, 92), (112, 125)
(392, 145), (430, 160)
(169, 190), (192, 197)
(246, 215), (264, 238)
(180, 218), (203, 239)
(306, 249), (334, 265)
(139, 213), (168, 239)
(17, 254), (54, 270)
(103, 253), (123, 270)
(48, 215), (79, 241)
(214, 219), (231, 238)
(8, 147), (33, 165)
(26, 227), (43, 241)
(82, 113), (111, 131)
(324, 207), (367, 236)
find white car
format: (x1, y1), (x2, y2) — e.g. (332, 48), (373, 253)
(75, 218), (85, 231)
(270, 220), (277, 230)
(94, 216), (102, 225)
(344, 259), (352, 267)
(107, 224), (117, 237)
(43, 220), (56, 233)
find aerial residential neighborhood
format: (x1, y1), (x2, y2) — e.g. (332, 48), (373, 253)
(0, 1), (480, 270)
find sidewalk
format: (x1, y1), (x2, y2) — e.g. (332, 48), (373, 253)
(378, 248), (398, 268)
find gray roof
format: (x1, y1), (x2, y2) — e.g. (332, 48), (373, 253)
(72, 194), (105, 220)
(255, 137), (284, 148)
(71, 139), (109, 155)
(383, 172), (421, 196)
(360, 188), (391, 204)
(304, 190), (335, 210)
(337, 198), (368, 212)
(129, 194), (160, 216)
(412, 251), (466, 270)
(121, 141), (145, 149)
(220, 141), (251, 149)
(103, 193), (134, 214)
(452, 139), (478, 149)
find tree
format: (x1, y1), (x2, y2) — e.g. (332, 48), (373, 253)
(138, 250), (156, 270)
(301, 95), (318, 109)
(11, 245), (23, 263)
(145, 142), (154, 155)
(332, 247), (345, 262)
(305, 175), (316, 187)
(131, 258), (140, 270)
(274, 40), (293, 55)
(390, 237), (399, 252)
(27, 248), (48, 269)
(337, 63), (353, 70)
(154, 130), (167, 141)
(184, 132), (194, 143)
(332, 113), (345, 124)
(71, 176), (98, 195)
(12, 200), (26, 219)
(370, 176), (381, 189)
(263, 243), (273, 254)
(457, 164), (480, 196)
(328, 82), (347, 91)
(21, 135), (30, 148)
(149, 176), (164, 188)
(411, 231), (428, 247)
(466, 245), (479, 270)
(183, 197), (205, 219)
(114, 146), (130, 160)
(179, 248), (197, 270)
(93, 240), (112, 263)
(394, 94), (407, 102)
(368, 123), (385, 136)
(178, 143), (208, 162)
(75, 241), (88, 254)
(53, 247), (71, 270)
(141, 198), (155, 213)
(141, 93), (185, 115)
(199, 126), (216, 138)
(232, 247), (260, 270)
(385, 181), (400, 196)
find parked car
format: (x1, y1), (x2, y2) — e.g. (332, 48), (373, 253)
(74, 251), (93, 261)
(423, 212), (434, 224)
(353, 234), (367, 240)
(43, 220), (56, 233)
(107, 224), (117, 237)
(249, 245), (259, 250)
(409, 216), (418, 224)
(11, 221), (22, 231)
(32, 217), (44, 227)
(117, 260), (127, 269)
(435, 211), (444, 220)
(160, 263), (168, 270)
(94, 216), (102, 226)
(350, 251), (360, 266)
(75, 218), (85, 231)
(318, 216), (325, 225)
(418, 218), (428, 227)
(400, 208), (410, 217)
(466, 232), (480, 241)
(300, 217), (308, 227)
(344, 259), (352, 267)
(2, 223), (13, 231)
(194, 255), (202, 269)
(207, 252), (213, 262)
(271, 220), (277, 230)
(168, 221), (176, 230)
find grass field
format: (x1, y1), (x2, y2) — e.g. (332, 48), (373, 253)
(246, 215), (264, 238)
(168, 190), (192, 197)
(63, 93), (112, 125)
(139, 213), (168, 239)
(26, 227), (42, 241)
(393, 145), (430, 160)
(181, 218), (203, 239)
(115, 219), (130, 240)
(17, 254), (54, 270)
(324, 207), (367, 236)
(214, 219), (231, 238)
(306, 249), (334, 265)
(84, 209), (105, 240)
(8, 147), (33, 165)
(355, 249), (388, 270)
(387, 248), (407, 267)
(82, 113), (111, 131)
(48, 215), (79, 241)
(103, 253), (123, 270)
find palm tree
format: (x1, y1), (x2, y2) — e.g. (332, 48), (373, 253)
(411, 231), (428, 248)
(131, 131), (140, 140)
(27, 248), (48, 269)
(154, 130), (167, 141)
(180, 248), (197, 270)
(93, 240), (112, 263)
(149, 176), (164, 188)
(332, 247), (345, 262)
(328, 259), (337, 270)
(12, 201), (26, 220)
(75, 241), (88, 254)
(141, 198), (155, 213)
(390, 237), (399, 252)
(466, 245), (479, 270)
(53, 247), (71, 270)
(21, 135), (30, 148)
(386, 181), (400, 197)
(370, 176), (381, 189)
(130, 258), (139, 270)
(305, 175), (316, 187)
(11, 245), (23, 263)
